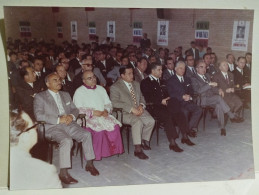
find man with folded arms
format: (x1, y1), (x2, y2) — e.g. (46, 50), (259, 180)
(34, 73), (99, 185)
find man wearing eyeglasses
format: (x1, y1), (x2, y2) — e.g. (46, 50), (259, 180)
(34, 73), (99, 184)
(73, 58), (106, 94)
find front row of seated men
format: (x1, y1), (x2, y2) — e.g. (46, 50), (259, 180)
(30, 60), (244, 184)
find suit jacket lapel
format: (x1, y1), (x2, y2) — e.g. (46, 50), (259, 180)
(119, 80), (132, 101)
(59, 92), (68, 114)
(46, 90), (60, 115)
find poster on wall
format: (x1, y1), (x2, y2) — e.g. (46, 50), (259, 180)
(157, 20), (169, 46)
(107, 21), (115, 41)
(231, 21), (250, 51)
(133, 22), (143, 43)
(71, 21), (78, 40)
(19, 21), (31, 37)
(57, 22), (63, 38)
(195, 21), (209, 47)
(88, 21), (96, 41)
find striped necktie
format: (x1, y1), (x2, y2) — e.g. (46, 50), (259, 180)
(129, 83), (137, 106)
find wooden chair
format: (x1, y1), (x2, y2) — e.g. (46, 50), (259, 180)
(194, 94), (216, 131)
(145, 103), (161, 146)
(113, 107), (131, 154)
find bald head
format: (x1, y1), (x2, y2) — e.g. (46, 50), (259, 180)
(82, 70), (97, 87)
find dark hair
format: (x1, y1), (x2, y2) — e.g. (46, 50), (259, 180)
(203, 53), (211, 59)
(33, 56), (43, 64)
(19, 66), (29, 79)
(150, 63), (162, 71)
(9, 51), (17, 57)
(19, 60), (29, 67)
(245, 52), (252, 56)
(137, 57), (148, 63)
(185, 54), (194, 61)
(165, 57), (173, 65)
(119, 65), (133, 76)
(237, 56), (246, 62)
(226, 54), (233, 59)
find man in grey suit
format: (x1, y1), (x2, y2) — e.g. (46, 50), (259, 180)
(191, 61), (242, 136)
(34, 73), (99, 185)
(110, 65), (155, 160)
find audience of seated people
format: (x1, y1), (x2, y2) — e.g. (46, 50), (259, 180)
(7, 38), (250, 185)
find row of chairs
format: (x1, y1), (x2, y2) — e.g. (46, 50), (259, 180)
(35, 101), (216, 167)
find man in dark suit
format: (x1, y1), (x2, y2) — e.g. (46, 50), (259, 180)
(59, 58), (74, 82)
(141, 63), (195, 152)
(203, 53), (218, 78)
(185, 55), (196, 78)
(10, 60), (30, 89)
(34, 73), (99, 185)
(56, 65), (74, 98)
(226, 54), (236, 72)
(32, 57), (48, 90)
(162, 57), (175, 81)
(134, 57), (148, 83)
(110, 65), (155, 160)
(212, 61), (244, 120)
(166, 61), (202, 137)
(186, 41), (200, 63)
(140, 33), (151, 50)
(157, 48), (166, 66)
(191, 61), (242, 136)
(233, 57), (251, 107)
(69, 49), (84, 73)
(94, 50), (114, 78)
(128, 52), (137, 69)
(16, 67), (43, 121)
(244, 52), (252, 80)
(15, 66), (47, 161)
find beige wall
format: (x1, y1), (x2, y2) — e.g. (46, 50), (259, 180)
(4, 7), (253, 62)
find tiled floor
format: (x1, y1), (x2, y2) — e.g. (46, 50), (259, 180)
(52, 108), (254, 188)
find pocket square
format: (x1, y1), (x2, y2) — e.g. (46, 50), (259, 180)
(66, 102), (70, 105)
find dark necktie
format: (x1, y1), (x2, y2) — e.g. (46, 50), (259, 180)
(225, 75), (229, 84)
(192, 68), (196, 75)
(180, 77), (184, 83)
(203, 75), (208, 83)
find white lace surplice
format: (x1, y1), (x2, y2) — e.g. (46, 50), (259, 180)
(73, 85), (121, 131)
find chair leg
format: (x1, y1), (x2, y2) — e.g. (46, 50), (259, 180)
(126, 127), (130, 154)
(79, 143), (83, 169)
(156, 121), (159, 146)
(203, 109), (208, 131)
(49, 143), (53, 164)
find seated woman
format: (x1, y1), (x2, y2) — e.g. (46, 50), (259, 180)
(10, 110), (62, 190)
(73, 70), (124, 160)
